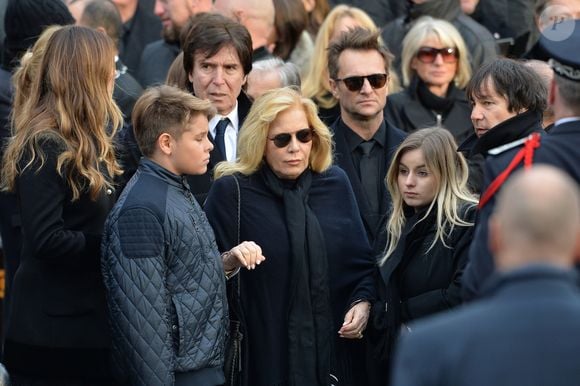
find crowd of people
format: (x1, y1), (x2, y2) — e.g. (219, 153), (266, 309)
(0, 0), (579, 385)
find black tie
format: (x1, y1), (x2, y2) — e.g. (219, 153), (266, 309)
(358, 140), (379, 213)
(215, 118), (230, 159)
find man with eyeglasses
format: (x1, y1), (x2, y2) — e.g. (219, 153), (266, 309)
(328, 27), (406, 248)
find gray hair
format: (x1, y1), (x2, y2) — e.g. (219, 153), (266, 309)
(251, 58), (301, 88)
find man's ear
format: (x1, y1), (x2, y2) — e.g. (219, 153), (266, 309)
(548, 77), (557, 107)
(95, 26), (107, 36)
(329, 78), (339, 99)
(158, 133), (173, 156)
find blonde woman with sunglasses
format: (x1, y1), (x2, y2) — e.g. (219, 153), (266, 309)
(205, 87), (376, 386)
(385, 17), (474, 144)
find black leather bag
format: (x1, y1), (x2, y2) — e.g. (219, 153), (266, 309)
(224, 176), (244, 386)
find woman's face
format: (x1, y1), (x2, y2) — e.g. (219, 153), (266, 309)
(411, 35), (458, 90)
(264, 105), (313, 180)
(397, 148), (437, 209)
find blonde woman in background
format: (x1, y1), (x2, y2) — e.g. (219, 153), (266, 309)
(385, 17), (473, 143)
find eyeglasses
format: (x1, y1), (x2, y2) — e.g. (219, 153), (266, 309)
(333, 73), (388, 92)
(268, 128), (313, 148)
(416, 47), (458, 64)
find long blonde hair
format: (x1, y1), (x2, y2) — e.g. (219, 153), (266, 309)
(301, 5), (378, 109)
(214, 87), (333, 178)
(1, 26), (122, 201)
(380, 127), (477, 265)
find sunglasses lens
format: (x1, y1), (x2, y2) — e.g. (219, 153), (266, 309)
(273, 133), (291, 148)
(417, 47), (457, 63)
(296, 129), (313, 143)
(271, 129), (313, 148)
(343, 77), (364, 92)
(417, 48), (437, 63)
(441, 48), (458, 63)
(341, 74), (387, 91)
(368, 74), (388, 89)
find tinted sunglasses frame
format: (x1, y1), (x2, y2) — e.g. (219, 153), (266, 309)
(268, 128), (314, 148)
(333, 73), (388, 92)
(416, 47), (459, 64)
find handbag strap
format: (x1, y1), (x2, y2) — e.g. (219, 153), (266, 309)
(233, 175), (241, 297)
(233, 175), (241, 245)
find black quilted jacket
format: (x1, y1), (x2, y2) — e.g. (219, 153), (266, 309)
(101, 158), (228, 385)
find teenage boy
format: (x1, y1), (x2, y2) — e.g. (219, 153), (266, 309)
(101, 85), (264, 386)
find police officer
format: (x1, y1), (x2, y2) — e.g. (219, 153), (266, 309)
(462, 19), (580, 300)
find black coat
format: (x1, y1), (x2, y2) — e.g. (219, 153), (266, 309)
(393, 266), (580, 386)
(369, 206), (475, 371)
(458, 110), (544, 194)
(3, 139), (115, 380)
(385, 78), (473, 143)
(330, 117), (406, 245)
(205, 166), (376, 386)
(462, 119), (580, 300)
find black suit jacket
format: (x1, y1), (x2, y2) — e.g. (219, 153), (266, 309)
(187, 91), (253, 205)
(330, 117), (406, 245)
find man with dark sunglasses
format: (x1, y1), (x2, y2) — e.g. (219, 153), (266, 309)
(327, 27), (406, 386)
(328, 27), (406, 247)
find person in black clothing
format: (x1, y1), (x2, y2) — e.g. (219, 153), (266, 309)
(0, 26), (122, 384)
(205, 87), (376, 386)
(328, 28), (406, 246)
(0, 0), (75, 347)
(457, 58), (547, 193)
(371, 127), (477, 383)
(386, 17), (473, 144)
(301, 5), (382, 126)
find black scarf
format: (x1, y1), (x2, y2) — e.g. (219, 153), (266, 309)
(416, 78), (456, 115)
(260, 165), (333, 386)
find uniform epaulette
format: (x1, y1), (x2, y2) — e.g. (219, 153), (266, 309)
(487, 137), (528, 156)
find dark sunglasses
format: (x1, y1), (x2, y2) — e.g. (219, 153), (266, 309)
(268, 128), (313, 148)
(333, 73), (388, 92)
(416, 47), (458, 64)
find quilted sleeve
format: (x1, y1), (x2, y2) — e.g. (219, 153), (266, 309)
(102, 207), (174, 386)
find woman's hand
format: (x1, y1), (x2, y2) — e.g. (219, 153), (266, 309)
(338, 301), (371, 339)
(222, 241), (266, 271)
